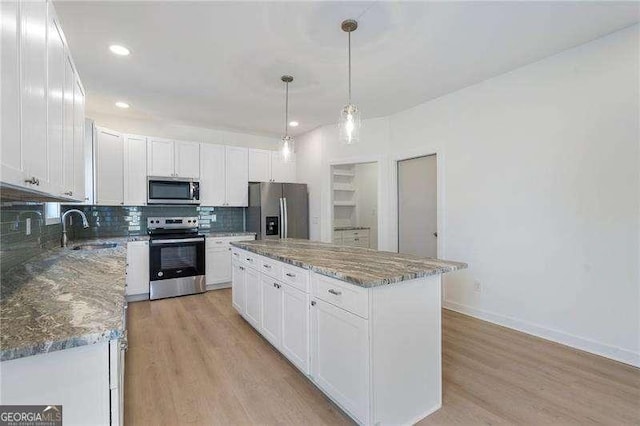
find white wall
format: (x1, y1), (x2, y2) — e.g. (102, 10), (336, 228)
(354, 162), (378, 249)
(88, 112), (280, 150)
(295, 25), (640, 366)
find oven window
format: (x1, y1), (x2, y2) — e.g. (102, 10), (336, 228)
(160, 245), (196, 269)
(149, 181), (190, 200)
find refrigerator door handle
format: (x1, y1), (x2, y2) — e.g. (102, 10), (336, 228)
(283, 197), (288, 238)
(279, 197), (284, 238)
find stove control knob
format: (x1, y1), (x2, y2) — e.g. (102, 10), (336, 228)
(158, 272), (163, 277)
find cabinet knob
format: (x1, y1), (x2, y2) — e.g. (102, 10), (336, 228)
(311, 300), (316, 306)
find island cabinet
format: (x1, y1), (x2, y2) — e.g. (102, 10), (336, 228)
(230, 246), (445, 425)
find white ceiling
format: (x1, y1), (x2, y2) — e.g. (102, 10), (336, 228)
(54, 1), (639, 137)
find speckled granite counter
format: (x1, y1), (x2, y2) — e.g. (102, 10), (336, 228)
(202, 231), (256, 238)
(1, 238), (130, 362)
(231, 238), (466, 288)
(334, 226), (371, 231)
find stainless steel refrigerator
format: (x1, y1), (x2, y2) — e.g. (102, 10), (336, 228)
(247, 182), (309, 240)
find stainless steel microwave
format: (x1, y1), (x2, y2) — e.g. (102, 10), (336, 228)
(147, 177), (200, 205)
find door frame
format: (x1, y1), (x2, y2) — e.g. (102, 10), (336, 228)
(327, 155), (384, 248)
(391, 147), (445, 258)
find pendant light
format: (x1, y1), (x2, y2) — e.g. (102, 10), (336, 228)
(339, 19), (361, 145)
(280, 75), (294, 162)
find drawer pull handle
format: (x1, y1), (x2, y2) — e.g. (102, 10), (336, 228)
(233, 253), (239, 257)
(263, 264), (271, 269)
(328, 289), (342, 296)
(239, 266), (245, 271)
(286, 273), (296, 278)
(273, 283), (281, 289)
(246, 258), (253, 262)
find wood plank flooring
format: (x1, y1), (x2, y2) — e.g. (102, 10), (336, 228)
(125, 289), (640, 425)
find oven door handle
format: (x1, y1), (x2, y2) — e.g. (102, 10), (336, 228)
(150, 237), (205, 245)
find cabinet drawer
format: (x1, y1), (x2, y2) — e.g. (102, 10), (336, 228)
(342, 229), (369, 239)
(207, 238), (230, 250)
(343, 236), (370, 248)
(260, 256), (282, 279)
(281, 264), (309, 293)
(234, 248), (259, 267)
(312, 273), (369, 319)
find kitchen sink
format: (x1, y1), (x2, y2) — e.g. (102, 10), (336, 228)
(72, 243), (118, 250)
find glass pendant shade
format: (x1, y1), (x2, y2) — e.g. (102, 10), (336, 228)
(339, 103), (361, 145)
(281, 135), (294, 163)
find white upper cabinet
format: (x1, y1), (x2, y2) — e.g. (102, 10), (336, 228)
(225, 146), (249, 206)
(1, 0), (23, 186)
(72, 76), (85, 201)
(147, 138), (174, 177)
(174, 141), (200, 178)
(199, 143), (226, 206)
(147, 138), (200, 178)
(248, 149), (272, 182)
(95, 127), (124, 205)
(20, 0), (48, 189)
(62, 56), (75, 196)
(0, 0), (86, 201)
(124, 135), (147, 205)
(46, 10), (64, 196)
(248, 149), (297, 183)
(271, 151), (297, 183)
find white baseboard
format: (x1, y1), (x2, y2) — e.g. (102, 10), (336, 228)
(125, 293), (149, 302)
(443, 300), (640, 368)
(206, 282), (231, 291)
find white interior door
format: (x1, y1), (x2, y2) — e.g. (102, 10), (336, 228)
(398, 155), (437, 257)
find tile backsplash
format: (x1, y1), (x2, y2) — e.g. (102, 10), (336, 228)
(60, 205), (245, 240)
(0, 203), (61, 275)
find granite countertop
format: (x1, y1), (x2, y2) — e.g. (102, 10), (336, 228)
(202, 231), (256, 238)
(0, 238), (130, 362)
(334, 226), (371, 231)
(230, 239), (467, 288)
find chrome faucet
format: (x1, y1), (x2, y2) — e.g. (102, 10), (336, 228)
(61, 209), (90, 247)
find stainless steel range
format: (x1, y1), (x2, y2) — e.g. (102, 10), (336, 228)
(147, 217), (206, 300)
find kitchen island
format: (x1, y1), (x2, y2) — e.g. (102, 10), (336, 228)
(230, 238), (466, 426)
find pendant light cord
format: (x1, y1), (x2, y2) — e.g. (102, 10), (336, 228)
(284, 81), (289, 137)
(348, 31), (352, 105)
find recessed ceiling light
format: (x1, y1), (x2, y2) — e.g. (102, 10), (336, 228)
(289, 121), (299, 127)
(115, 101), (130, 109)
(109, 45), (130, 56)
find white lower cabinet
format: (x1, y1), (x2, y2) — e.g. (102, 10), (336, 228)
(231, 261), (246, 314)
(260, 275), (283, 347)
(206, 236), (255, 287)
(231, 247), (444, 426)
(125, 241), (149, 300)
(311, 299), (369, 424)
(281, 282), (310, 374)
(0, 338), (126, 426)
(244, 266), (262, 329)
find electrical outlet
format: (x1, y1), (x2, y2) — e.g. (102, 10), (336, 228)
(211, 214), (217, 222)
(473, 280), (481, 293)
(25, 218), (31, 236)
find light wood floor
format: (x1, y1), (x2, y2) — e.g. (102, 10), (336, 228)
(125, 289), (640, 425)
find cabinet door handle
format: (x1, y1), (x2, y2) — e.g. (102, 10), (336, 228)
(273, 282), (281, 289)
(263, 264), (271, 269)
(285, 273), (295, 278)
(328, 289), (342, 296)
(239, 266), (245, 271)
(246, 258), (253, 262)
(311, 300), (316, 306)
(64, 191), (73, 196)
(233, 253), (239, 257)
